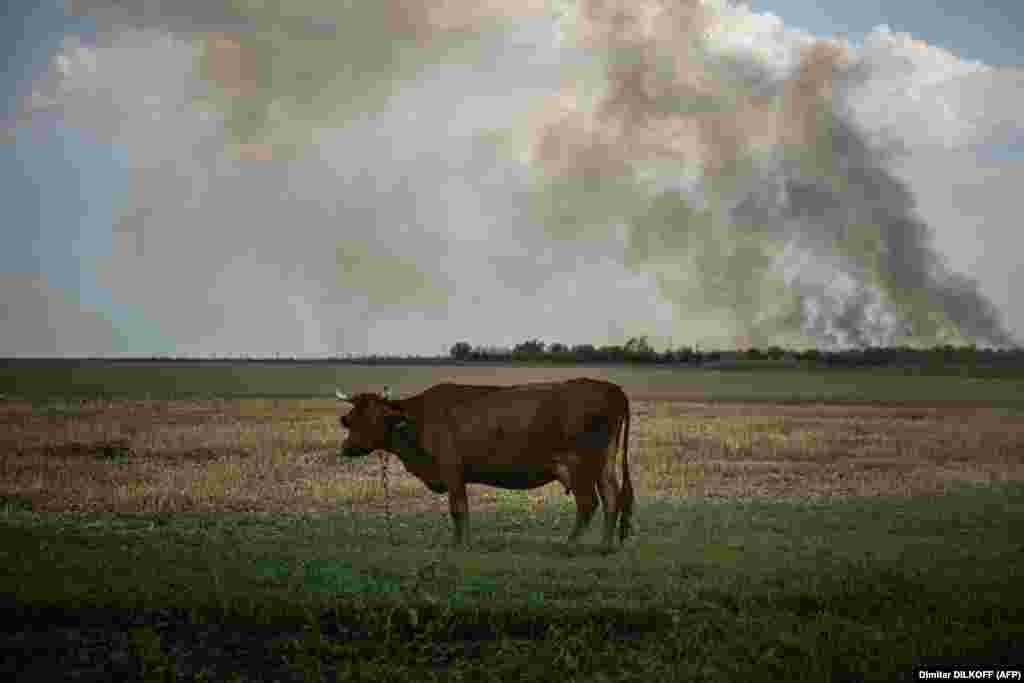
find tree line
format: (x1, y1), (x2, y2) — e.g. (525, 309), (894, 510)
(448, 338), (1024, 367)
(13, 339), (1021, 368)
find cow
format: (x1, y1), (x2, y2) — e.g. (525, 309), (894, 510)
(336, 379), (633, 552)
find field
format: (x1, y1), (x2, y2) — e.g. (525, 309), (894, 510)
(2, 362), (1023, 680)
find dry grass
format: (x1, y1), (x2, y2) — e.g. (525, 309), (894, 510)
(635, 401), (1024, 499)
(2, 397), (1023, 515)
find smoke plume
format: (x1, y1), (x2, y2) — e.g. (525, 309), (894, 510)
(7, 0), (1019, 355)
(518, 0), (1015, 348)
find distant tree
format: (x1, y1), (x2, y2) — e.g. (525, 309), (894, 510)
(598, 345), (625, 362)
(571, 344), (596, 361)
(863, 346), (884, 366)
(894, 346), (915, 364)
(746, 347), (762, 360)
(512, 339), (547, 361)
(624, 336), (651, 354)
(624, 336), (655, 362)
(473, 345), (510, 361)
(514, 339), (546, 355)
(801, 349), (821, 363)
(765, 345), (785, 360)
(549, 342), (568, 354)
(674, 345), (693, 363)
(450, 341), (472, 361)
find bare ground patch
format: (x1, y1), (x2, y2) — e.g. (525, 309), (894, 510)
(2, 397), (1023, 515)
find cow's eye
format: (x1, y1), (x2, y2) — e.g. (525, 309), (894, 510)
(341, 416), (350, 428)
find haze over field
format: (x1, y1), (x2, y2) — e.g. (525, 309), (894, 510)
(3, 1), (1022, 356)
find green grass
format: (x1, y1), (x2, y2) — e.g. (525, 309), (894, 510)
(3, 481), (1021, 680)
(3, 360), (1024, 405)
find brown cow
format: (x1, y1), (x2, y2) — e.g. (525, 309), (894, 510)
(337, 379), (633, 551)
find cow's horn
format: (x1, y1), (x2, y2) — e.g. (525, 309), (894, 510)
(382, 386), (392, 399)
(335, 389), (351, 401)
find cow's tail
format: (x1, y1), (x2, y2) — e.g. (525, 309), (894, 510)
(618, 404), (634, 543)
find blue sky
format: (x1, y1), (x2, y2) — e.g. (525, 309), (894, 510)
(747, 0), (1022, 66)
(2, 4), (156, 352)
(2, 1), (1022, 355)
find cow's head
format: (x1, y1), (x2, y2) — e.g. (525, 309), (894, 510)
(336, 387), (415, 458)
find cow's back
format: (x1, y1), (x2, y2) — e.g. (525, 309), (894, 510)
(448, 379), (627, 454)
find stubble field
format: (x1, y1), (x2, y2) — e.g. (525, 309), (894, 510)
(3, 396), (1023, 515)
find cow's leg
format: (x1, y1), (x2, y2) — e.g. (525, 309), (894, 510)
(554, 463), (572, 494)
(596, 462), (620, 552)
(443, 467), (469, 547)
(567, 481), (598, 544)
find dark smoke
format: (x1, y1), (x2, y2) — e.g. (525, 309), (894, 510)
(523, 0), (1016, 348)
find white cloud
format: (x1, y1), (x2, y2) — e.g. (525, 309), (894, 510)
(703, 0), (819, 73)
(702, 8), (1018, 153)
(844, 28), (1019, 151)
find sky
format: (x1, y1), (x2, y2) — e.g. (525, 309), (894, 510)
(1, 0), (1022, 357)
